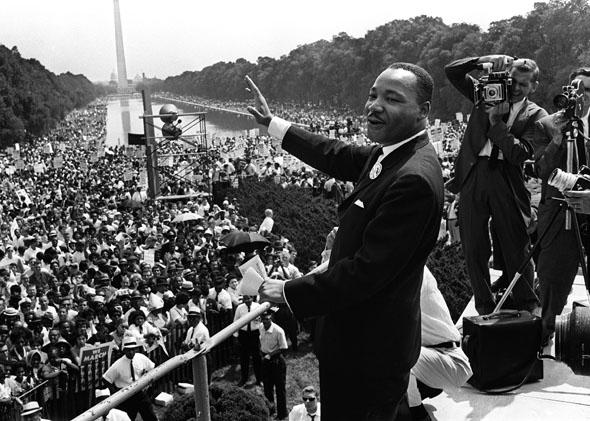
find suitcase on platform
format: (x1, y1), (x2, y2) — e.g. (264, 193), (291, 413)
(462, 310), (543, 391)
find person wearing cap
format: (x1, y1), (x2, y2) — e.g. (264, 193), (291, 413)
(182, 307), (209, 350)
(102, 337), (157, 421)
(94, 388), (132, 421)
(259, 310), (288, 419)
(233, 295), (262, 387)
(20, 400), (51, 421)
(288, 385), (321, 421)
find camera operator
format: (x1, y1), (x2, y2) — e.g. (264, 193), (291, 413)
(532, 67), (590, 343)
(445, 55), (547, 315)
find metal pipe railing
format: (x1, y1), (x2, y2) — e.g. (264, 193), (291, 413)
(71, 301), (271, 421)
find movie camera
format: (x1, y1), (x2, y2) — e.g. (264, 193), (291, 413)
(553, 79), (585, 120)
(473, 62), (512, 106)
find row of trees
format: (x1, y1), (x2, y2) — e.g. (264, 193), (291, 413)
(158, 0), (590, 119)
(0, 45), (108, 145)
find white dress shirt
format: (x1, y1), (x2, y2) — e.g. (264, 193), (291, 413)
(102, 353), (155, 389)
(233, 302), (262, 333)
(259, 322), (288, 354)
(289, 402), (321, 421)
(183, 322), (210, 346)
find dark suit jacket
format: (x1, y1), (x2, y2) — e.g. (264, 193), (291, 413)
(281, 125), (444, 387)
(445, 57), (547, 223)
(533, 115), (590, 246)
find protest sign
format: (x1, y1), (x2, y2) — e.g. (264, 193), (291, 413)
(79, 343), (111, 365)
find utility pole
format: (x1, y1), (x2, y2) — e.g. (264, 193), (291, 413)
(142, 89), (160, 199)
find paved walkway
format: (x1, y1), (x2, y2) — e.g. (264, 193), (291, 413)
(427, 270), (590, 420)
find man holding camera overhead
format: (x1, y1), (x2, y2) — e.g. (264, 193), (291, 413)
(445, 55), (547, 315)
(533, 68), (590, 342)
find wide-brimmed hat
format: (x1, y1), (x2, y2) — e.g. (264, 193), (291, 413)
(21, 401), (43, 416)
(121, 337), (142, 350)
(188, 307), (202, 317)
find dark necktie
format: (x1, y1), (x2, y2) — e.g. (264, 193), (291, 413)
(130, 359), (136, 382)
(246, 304), (251, 332)
(308, 414), (316, 421)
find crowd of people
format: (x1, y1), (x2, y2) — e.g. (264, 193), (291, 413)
(0, 98), (314, 419)
(0, 80), (477, 420)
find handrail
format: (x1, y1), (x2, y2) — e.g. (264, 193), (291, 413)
(71, 301), (271, 421)
(15, 380), (49, 404)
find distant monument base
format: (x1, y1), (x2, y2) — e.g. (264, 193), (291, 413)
(117, 84), (135, 95)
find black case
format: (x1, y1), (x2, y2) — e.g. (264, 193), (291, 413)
(462, 310), (543, 390)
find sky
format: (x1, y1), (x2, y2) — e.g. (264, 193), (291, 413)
(0, 0), (544, 82)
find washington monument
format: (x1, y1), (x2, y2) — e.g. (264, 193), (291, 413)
(113, 0), (129, 93)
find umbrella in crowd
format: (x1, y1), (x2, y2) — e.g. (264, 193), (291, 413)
(172, 212), (203, 223)
(220, 231), (270, 253)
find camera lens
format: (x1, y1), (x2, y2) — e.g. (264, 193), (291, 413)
(553, 94), (569, 109)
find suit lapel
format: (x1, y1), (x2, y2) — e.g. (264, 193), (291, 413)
(337, 135), (430, 217)
(508, 98), (529, 135)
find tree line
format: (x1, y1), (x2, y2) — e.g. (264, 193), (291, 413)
(0, 45), (108, 146)
(157, 0), (590, 120)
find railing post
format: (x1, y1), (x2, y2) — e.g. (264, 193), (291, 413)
(192, 354), (211, 421)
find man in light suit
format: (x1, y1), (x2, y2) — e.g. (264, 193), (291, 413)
(445, 55), (547, 315)
(247, 62), (444, 421)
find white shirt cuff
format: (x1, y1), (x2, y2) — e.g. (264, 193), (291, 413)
(268, 117), (291, 140)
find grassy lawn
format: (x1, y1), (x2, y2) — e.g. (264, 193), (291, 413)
(210, 331), (320, 414)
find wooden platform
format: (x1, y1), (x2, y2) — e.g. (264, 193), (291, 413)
(427, 270), (590, 420)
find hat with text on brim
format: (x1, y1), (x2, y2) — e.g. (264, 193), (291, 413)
(21, 401), (43, 416)
(121, 337), (143, 350)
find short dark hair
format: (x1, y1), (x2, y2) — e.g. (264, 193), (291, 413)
(570, 67), (590, 81)
(512, 58), (540, 83)
(387, 62), (434, 104)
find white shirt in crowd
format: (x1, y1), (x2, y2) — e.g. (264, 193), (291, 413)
(259, 322), (288, 354)
(258, 216), (274, 234)
(233, 301), (262, 333)
(208, 288), (233, 311)
(102, 353), (155, 389)
(289, 402), (321, 421)
(183, 322), (210, 347)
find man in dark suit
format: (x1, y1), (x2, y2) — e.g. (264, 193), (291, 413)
(246, 63), (444, 421)
(445, 55), (547, 315)
(533, 67), (590, 342)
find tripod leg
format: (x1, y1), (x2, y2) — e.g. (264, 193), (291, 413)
(493, 203), (564, 313)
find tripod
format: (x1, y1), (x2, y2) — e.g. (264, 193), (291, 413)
(493, 121), (590, 313)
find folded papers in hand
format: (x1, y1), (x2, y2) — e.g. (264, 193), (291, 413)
(238, 267), (265, 296)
